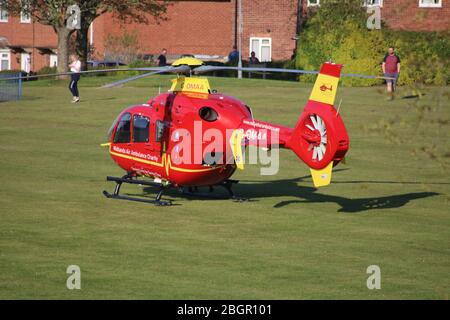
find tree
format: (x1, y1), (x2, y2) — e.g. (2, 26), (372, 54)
(2, 0), (77, 74)
(73, 0), (168, 71)
(1, 0), (168, 73)
(103, 30), (141, 64)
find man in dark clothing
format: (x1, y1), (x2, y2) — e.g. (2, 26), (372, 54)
(157, 49), (167, 67)
(228, 45), (239, 64)
(249, 51), (260, 64)
(382, 47), (401, 96)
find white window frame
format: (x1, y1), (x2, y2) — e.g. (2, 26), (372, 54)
(307, 0), (320, 6)
(49, 54), (58, 67)
(0, 50), (11, 71)
(363, 0), (383, 7)
(0, 8), (8, 22)
(249, 37), (272, 63)
(20, 11), (31, 23)
(419, 0), (442, 8)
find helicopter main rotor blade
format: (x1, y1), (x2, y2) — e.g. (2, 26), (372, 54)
(193, 65), (396, 80)
(194, 65), (319, 76)
(0, 67), (171, 82)
(101, 65), (192, 88)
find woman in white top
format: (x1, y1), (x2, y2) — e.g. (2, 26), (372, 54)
(68, 54), (81, 103)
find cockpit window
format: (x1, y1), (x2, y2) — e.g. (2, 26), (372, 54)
(113, 113), (132, 143)
(107, 114), (121, 141)
(133, 115), (150, 143)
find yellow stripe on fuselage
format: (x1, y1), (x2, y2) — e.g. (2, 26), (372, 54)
(309, 74), (340, 106)
(109, 149), (224, 174)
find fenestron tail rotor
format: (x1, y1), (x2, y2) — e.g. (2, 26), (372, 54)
(307, 114), (327, 162)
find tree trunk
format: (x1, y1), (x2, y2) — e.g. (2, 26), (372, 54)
(297, 0), (304, 35)
(56, 27), (71, 76)
(293, 0), (305, 61)
(76, 27), (89, 72)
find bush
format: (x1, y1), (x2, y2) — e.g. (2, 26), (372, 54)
(386, 30), (450, 86)
(128, 60), (155, 68)
(37, 66), (57, 75)
(296, 0), (449, 86)
(0, 69), (24, 75)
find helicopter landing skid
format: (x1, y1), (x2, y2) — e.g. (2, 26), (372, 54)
(180, 179), (248, 202)
(103, 175), (172, 206)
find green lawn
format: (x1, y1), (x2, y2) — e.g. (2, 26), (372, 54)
(0, 75), (449, 299)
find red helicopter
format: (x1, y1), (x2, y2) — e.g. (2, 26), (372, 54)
(98, 58), (351, 205)
(1, 57), (390, 205)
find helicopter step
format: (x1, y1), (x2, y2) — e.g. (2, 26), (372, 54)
(103, 175), (172, 206)
(179, 179), (249, 202)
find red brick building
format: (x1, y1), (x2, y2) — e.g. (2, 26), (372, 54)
(0, 0), (448, 72)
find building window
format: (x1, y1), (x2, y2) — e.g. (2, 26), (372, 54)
(363, 0), (383, 7)
(249, 37), (272, 63)
(307, 0), (320, 6)
(133, 115), (150, 143)
(50, 54), (58, 68)
(20, 11), (31, 23)
(0, 8), (8, 22)
(419, 0), (442, 7)
(0, 50), (11, 71)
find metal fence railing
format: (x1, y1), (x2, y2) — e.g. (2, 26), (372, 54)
(0, 73), (22, 101)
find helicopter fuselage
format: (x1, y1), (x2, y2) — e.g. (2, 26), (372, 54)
(107, 91), (293, 187)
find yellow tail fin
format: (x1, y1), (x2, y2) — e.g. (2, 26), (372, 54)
(310, 162), (333, 188)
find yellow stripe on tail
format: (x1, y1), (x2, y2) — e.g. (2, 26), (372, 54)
(230, 130), (245, 170)
(309, 73), (340, 106)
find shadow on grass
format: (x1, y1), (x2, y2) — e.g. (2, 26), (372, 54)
(121, 171), (440, 213)
(236, 174), (440, 213)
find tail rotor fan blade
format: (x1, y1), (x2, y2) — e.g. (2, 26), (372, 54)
(304, 114), (328, 162)
(320, 143), (326, 155)
(312, 147), (318, 160)
(310, 115), (318, 130)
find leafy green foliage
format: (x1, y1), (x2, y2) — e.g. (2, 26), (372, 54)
(37, 66), (57, 75)
(296, 0), (449, 86)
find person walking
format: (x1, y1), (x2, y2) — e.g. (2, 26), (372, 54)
(68, 54), (81, 103)
(382, 47), (401, 99)
(157, 49), (168, 67)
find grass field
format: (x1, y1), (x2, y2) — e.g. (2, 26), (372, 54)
(0, 74), (449, 299)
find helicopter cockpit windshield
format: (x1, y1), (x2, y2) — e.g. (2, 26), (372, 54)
(107, 113), (122, 141)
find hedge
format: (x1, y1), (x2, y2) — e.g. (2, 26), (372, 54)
(296, 0), (449, 86)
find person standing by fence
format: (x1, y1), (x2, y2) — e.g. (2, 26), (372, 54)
(68, 54), (81, 103)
